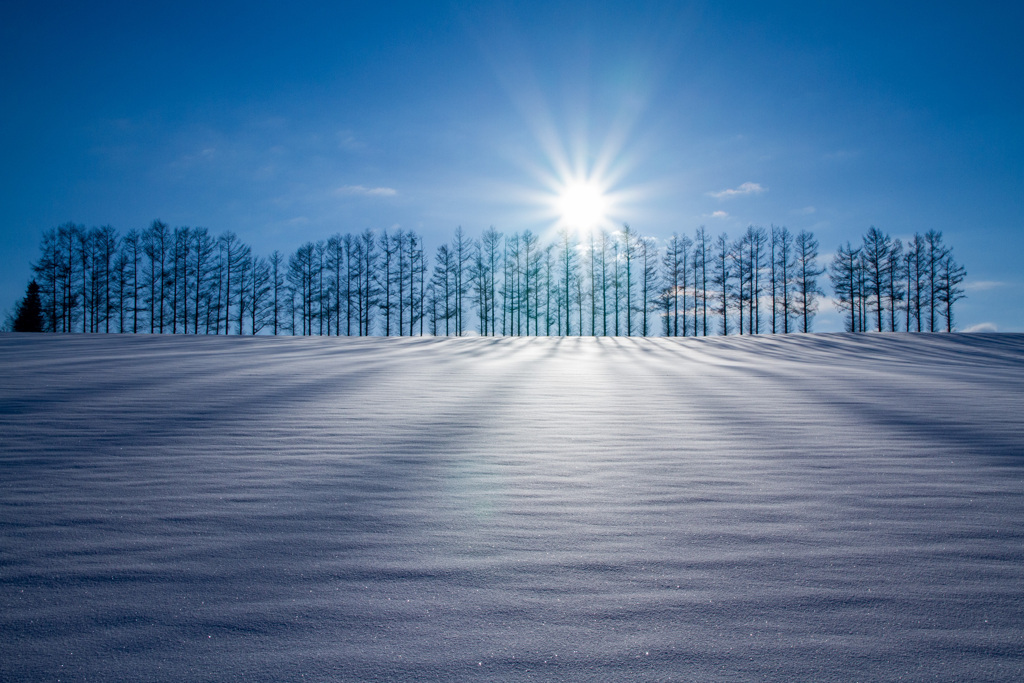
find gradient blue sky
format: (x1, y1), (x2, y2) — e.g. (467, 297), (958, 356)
(3, 1), (1021, 331)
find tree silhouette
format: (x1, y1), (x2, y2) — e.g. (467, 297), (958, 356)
(793, 230), (824, 332)
(13, 280), (45, 332)
(861, 226), (892, 332)
(830, 242), (861, 333)
(695, 226), (710, 336)
(661, 233), (686, 336)
(885, 237), (904, 332)
(771, 226), (794, 334)
(713, 233), (731, 335)
(904, 233), (925, 332)
(19, 220), (968, 338)
(639, 236), (658, 336)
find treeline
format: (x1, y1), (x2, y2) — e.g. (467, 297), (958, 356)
(12, 220), (964, 336)
(830, 227), (965, 333)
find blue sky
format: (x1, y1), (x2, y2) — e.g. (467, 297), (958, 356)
(2, 1), (1021, 331)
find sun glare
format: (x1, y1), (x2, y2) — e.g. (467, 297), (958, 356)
(556, 180), (609, 233)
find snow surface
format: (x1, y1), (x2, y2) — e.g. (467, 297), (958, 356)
(2, 332), (1023, 681)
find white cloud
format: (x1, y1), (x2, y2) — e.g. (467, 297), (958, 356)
(962, 322), (998, 333)
(793, 206), (816, 215)
(335, 185), (397, 197)
(964, 280), (1004, 292)
(709, 182), (766, 199)
(711, 210), (729, 218)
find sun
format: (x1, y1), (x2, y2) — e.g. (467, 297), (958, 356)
(556, 180), (609, 233)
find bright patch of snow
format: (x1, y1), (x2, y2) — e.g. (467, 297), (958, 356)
(2, 333), (1023, 680)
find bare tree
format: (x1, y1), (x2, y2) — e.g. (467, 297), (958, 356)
(249, 256), (271, 334)
(143, 221), (170, 333)
(830, 242), (862, 332)
(541, 244), (554, 335)
(695, 226), (709, 336)
(661, 233), (685, 336)
(938, 252), (966, 332)
(885, 238), (904, 331)
(407, 231), (427, 336)
(188, 228), (213, 334)
(481, 227), (502, 335)
(559, 229), (581, 335)
(431, 244), (454, 335)
(861, 226), (892, 331)
(597, 230), (611, 335)
(522, 230), (540, 335)
(169, 226), (190, 333)
(343, 234), (360, 335)
(234, 244), (253, 335)
(731, 232), (748, 334)
(325, 235), (344, 335)
(620, 225), (638, 336)
(712, 233), (731, 335)
(269, 250), (285, 335)
(452, 226), (473, 336)
(904, 233), (925, 332)
(95, 225), (118, 333)
(359, 229), (378, 335)
(772, 226), (794, 333)
(793, 230), (824, 332)
(749, 226), (767, 333)
(638, 235), (658, 336)
(924, 230), (949, 332)
(378, 229), (396, 336)
(503, 233), (519, 335)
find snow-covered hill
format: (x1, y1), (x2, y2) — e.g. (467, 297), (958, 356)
(2, 333), (1022, 681)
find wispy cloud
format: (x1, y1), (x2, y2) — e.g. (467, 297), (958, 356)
(337, 130), (365, 151)
(964, 280), (1004, 292)
(709, 182), (766, 199)
(792, 205), (816, 215)
(962, 322), (998, 333)
(710, 210), (729, 218)
(335, 185), (397, 197)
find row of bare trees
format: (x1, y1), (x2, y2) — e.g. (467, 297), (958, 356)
(17, 220), (963, 336)
(829, 227), (965, 333)
(30, 222), (272, 335)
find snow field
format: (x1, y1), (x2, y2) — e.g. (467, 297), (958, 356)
(1, 333), (1023, 681)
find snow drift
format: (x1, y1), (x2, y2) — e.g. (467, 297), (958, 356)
(2, 333), (1022, 681)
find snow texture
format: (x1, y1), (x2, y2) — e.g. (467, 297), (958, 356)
(2, 333), (1023, 681)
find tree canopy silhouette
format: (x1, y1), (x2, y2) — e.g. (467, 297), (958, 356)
(13, 280), (44, 332)
(15, 221), (965, 337)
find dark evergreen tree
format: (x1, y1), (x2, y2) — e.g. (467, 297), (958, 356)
(13, 280), (45, 332)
